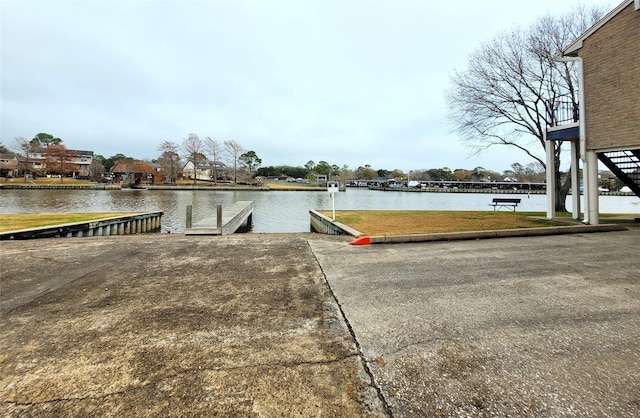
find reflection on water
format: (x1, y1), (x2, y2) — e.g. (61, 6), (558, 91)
(0, 188), (637, 233)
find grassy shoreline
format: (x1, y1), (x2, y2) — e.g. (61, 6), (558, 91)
(318, 210), (575, 236)
(0, 213), (138, 233)
(1, 209), (635, 235)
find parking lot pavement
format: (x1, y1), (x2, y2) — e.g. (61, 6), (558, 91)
(309, 228), (640, 417)
(0, 234), (385, 417)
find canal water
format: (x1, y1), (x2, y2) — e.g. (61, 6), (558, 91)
(1, 188), (638, 233)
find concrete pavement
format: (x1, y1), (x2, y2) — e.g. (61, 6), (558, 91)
(311, 225), (640, 416)
(1, 234), (385, 417)
(2, 227), (640, 416)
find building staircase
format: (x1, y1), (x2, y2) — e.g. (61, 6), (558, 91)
(548, 99), (640, 198)
(599, 150), (640, 197)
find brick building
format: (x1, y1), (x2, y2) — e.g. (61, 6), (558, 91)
(546, 0), (640, 223)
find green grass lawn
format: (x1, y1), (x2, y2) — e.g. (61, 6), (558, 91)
(0, 177), (94, 185)
(0, 213), (138, 233)
(319, 210), (576, 235)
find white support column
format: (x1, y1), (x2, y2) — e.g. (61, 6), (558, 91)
(545, 133), (556, 219)
(586, 150), (600, 225)
(571, 140), (581, 219)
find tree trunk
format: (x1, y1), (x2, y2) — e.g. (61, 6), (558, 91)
(555, 167), (571, 212)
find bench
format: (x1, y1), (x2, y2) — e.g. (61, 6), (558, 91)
(489, 198), (521, 211)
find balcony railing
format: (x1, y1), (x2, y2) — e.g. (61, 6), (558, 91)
(551, 100), (579, 126)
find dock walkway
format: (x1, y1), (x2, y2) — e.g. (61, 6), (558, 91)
(186, 201), (254, 236)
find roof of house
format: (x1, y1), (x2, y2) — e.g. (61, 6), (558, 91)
(110, 160), (157, 174)
(32, 147), (94, 155)
(564, 0), (637, 56)
(183, 160), (226, 169)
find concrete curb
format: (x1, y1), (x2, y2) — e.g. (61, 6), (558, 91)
(351, 224), (628, 245)
(309, 210), (364, 236)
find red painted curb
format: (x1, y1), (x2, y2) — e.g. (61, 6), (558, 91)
(350, 236), (371, 246)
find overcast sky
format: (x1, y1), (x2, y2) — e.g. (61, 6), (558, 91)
(1, 0), (612, 173)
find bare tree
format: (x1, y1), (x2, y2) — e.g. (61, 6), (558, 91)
(446, 6), (603, 211)
(89, 159), (105, 181)
(44, 144), (78, 183)
(224, 140), (245, 184)
(182, 134), (205, 185)
(158, 140), (181, 184)
(205, 137), (222, 183)
(11, 136), (36, 182)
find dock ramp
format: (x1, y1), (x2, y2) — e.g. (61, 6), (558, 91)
(186, 201), (254, 236)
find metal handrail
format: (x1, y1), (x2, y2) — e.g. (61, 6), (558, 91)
(552, 100), (579, 126)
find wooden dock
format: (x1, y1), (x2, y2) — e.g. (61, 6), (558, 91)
(185, 201), (254, 236)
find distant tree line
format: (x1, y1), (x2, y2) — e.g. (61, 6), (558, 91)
(5, 134), (618, 188)
(1, 133), (552, 185)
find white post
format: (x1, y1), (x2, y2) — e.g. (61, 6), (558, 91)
(186, 205), (192, 229)
(327, 182), (338, 220)
(545, 131), (556, 219)
(332, 193), (336, 221)
(571, 140), (581, 219)
(575, 55), (588, 223)
(560, 55), (588, 222)
(586, 150), (600, 225)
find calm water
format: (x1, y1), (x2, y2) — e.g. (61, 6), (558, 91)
(1, 188), (638, 233)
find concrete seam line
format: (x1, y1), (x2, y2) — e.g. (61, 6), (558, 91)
(306, 239), (394, 417)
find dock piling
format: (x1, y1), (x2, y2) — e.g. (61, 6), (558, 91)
(186, 205), (193, 229)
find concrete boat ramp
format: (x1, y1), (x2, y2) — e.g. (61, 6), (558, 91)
(185, 200), (254, 236)
(2, 228), (640, 416)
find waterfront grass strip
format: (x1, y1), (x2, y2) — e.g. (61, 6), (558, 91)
(0, 213), (138, 233)
(319, 210), (571, 236)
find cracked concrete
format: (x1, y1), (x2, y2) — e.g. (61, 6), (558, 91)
(2, 227), (640, 416)
(310, 225), (640, 417)
(0, 234), (385, 417)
